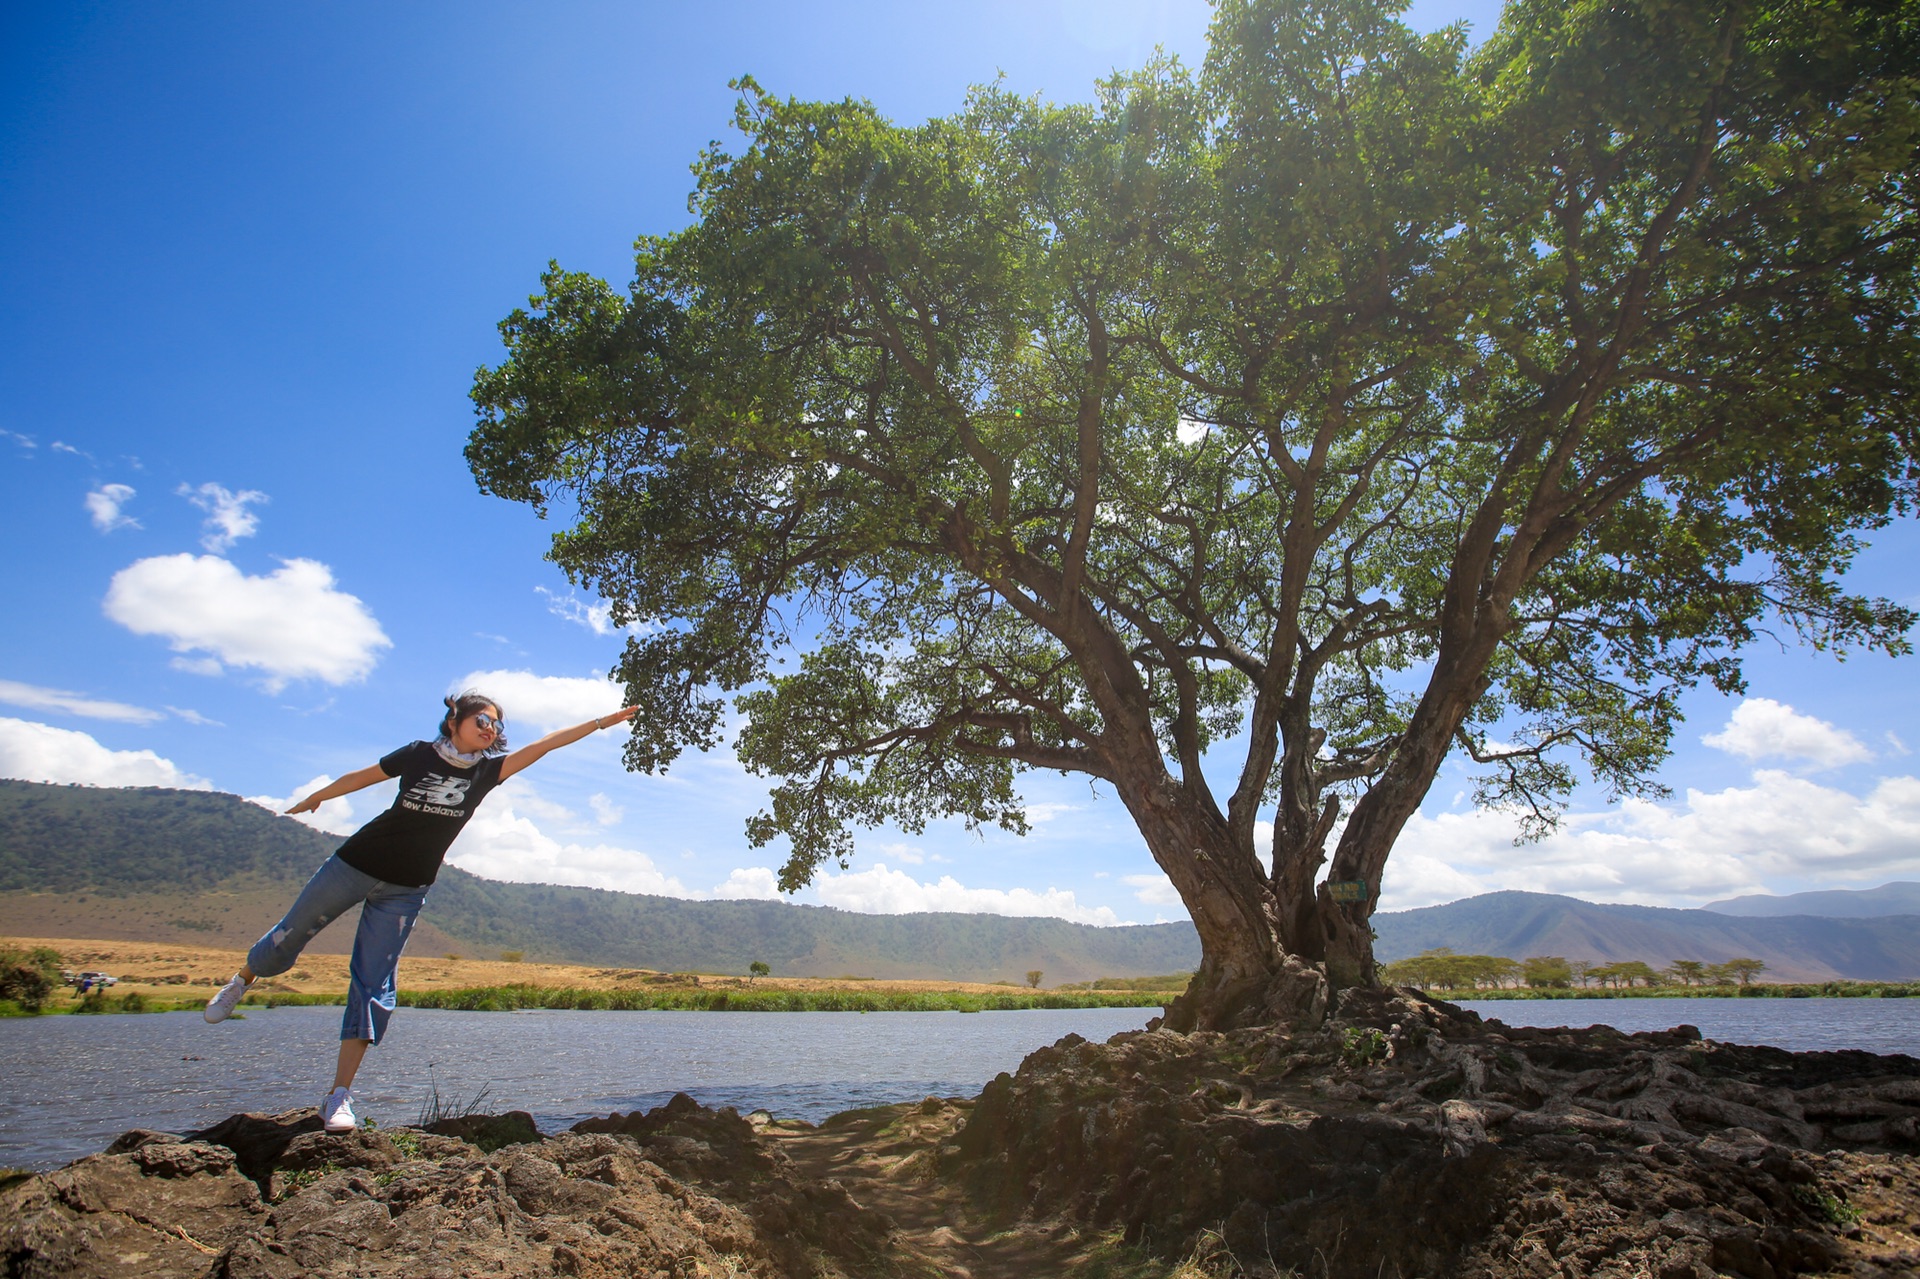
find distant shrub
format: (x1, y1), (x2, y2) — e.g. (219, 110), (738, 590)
(0, 944), (62, 1013)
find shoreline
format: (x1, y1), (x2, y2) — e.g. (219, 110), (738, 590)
(1, 983), (1179, 1017)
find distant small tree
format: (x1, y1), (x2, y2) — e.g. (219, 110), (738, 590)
(1468, 957), (1513, 990)
(0, 944), (64, 1013)
(749, 960), (771, 983)
(500, 950), (524, 963)
(1522, 957), (1572, 989)
(1717, 958), (1768, 987)
(1666, 960), (1706, 987)
(1026, 970), (1044, 989)
(1567, 960), (1594, 989)
(1614, 961), (1663, 988)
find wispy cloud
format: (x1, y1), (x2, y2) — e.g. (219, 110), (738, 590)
(537, 586), (647, 636)
(178, 481), (268, 552)
(0, 679), (163, 724)
(85, 483), (140, 532)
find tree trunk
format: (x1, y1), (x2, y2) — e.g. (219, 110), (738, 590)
(1123, 773), (1332, 1033)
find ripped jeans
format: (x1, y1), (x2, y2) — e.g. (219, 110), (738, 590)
(246, 854), (430, 1044)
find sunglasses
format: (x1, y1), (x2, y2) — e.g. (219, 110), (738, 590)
(472, 712), (503, 733)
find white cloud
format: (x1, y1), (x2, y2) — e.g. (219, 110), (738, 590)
(1122, 872), (1184, 907)
(811, 862), (1123, 925)
(164, 705), (222, 726)
(85, 484), (139, 532)
(1378, 768), (1920, 911)
(1176, 417), (1210, 445)
(104, 554), (390, 691)
(1703, 697), (1872, 769)
(1021, 802), (1078, 825)
(589, 793), (624, 826)
(448, 804), (696, 896)
(0, 717), (209, 789)
(536, 586), (630, 636)
(1, 429), (36, 453)
(178, 482), (268, 553)
(455, 668), (626, 734)
(712, 866), (782, 900)
(244, 773), (372, 836)
(871, 840), (925, 864)
(0, 678), (162, 724)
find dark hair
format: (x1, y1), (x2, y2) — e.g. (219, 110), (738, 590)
(440, 690), (508, 755)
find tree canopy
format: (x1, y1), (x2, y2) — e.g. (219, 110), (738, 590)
(470, 0), (1920, 1028)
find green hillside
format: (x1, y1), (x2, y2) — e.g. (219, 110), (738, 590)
(0, 779), (1199, 983)
(10, 780), (1909, 984)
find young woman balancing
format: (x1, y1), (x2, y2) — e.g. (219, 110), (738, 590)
(203, 690), (639, 1133)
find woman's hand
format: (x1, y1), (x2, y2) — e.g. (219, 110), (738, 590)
(499, 706), (643, 782)
(284, 763), (391, 815)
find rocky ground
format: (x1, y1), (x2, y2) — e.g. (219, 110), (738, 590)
(6, 989), (1919, 1277)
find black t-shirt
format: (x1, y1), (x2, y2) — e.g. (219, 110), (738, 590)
(334, 741), (505, 887)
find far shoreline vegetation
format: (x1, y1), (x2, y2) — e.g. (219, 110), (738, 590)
(5, 941), (1917, 1016)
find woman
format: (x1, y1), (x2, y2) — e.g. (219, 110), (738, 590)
(204, 690), (638, 1133)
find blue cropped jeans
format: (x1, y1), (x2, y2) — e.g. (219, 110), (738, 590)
(246, 854), (429, 1045)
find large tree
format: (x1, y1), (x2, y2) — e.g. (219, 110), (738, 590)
(469, 0), (1920, 1029)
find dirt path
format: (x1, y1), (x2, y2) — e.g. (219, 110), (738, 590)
(766, 1100), (1140, 1279)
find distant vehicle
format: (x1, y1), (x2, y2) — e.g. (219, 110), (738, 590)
(72, 971), (117, 988)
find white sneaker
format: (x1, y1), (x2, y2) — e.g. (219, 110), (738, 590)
(203, 974), (251, 1024)
(322, 1087), (358, 1133)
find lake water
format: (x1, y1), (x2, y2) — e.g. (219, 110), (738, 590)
(1454, 996), (1920, 1055)
(0, 1005), (1155, 1172)
(7, 997), (1917, 1174)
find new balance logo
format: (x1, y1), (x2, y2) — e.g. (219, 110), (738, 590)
(403, 773), (472, 808)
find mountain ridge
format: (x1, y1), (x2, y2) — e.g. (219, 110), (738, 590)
(3, 779), (1916, 983)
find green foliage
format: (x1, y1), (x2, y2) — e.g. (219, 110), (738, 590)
(0, 942), (64, 1013)
(1380, 948), (1519, 990)
(1342, 1026), (1391, 1067)
(1712, 958), (1768, 986)
(1520, 956), (1572, 989)
(466, 0), (1920, 985)
(1026, 970), (1044, 989)
(749, 960), (771, 979)
(1792, 1183), (1862, 1227)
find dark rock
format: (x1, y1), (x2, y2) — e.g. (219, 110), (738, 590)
(949, 993), (1920, 1277)
(186, 1108), (322, 1191)
(0, 1140), (263, 1277)
(420, 1108), (540, 1152)
(6, 1099), (893, 1278)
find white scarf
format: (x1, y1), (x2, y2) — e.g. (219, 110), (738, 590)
(433, 737), (488, 769)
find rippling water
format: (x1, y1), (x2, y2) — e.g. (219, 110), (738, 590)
(0, 1005), (1154, 1171)
(1452, 995), (1920, 1055)
(9, 997), (1916, 1174)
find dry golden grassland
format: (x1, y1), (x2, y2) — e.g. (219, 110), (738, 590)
(15, 936), (1066, 1008)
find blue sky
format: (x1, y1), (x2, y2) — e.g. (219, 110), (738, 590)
(3, 0), (1915, 927)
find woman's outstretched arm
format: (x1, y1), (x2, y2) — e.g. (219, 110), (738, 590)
(498, 707), (639, 782)
(286, 764), (392, 815)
